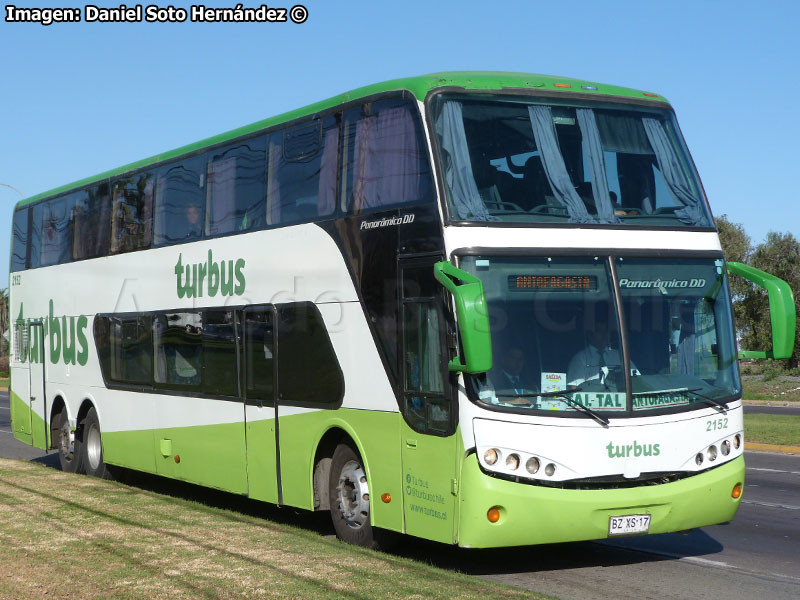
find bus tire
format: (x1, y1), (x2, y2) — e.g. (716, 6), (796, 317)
(329, 443), (377, 548)
(81, 407), (112, 480)
(55, 409), (83, 474)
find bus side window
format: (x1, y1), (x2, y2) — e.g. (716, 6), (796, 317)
(11, 207), (29, 271)
(73, 182), (111, 260)
(203, 309), (238, 396)
(266, 115), (338, 227)
(403, 301), (449, 435)
(244, 309), (274, 402)
(154, 155), (207, 246)
(343, 97), (434, 215)
(95, 315), (153, 385)
(111, 172), (154, 254)
(206, 138), (266, 236)
(153, 312), (203, 388)
(31, 194), (76, 268)
(276, 302), (344, 407)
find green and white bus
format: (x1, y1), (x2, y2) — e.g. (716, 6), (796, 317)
(8, 72), (796, 548)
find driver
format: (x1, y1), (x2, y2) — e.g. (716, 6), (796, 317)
(567, 321), (639, 387)
(487, 346), (539, 406)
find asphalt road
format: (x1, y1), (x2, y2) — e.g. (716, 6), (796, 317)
(744, 404), (800, 416)
(1, 390), (798, 599)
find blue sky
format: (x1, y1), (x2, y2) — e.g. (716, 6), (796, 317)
(2, 0), (798, 285)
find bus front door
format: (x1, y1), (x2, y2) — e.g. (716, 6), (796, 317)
(242, 306), (280, 505)
(29, 323), (47, 449)
(399, 259), (458, 544)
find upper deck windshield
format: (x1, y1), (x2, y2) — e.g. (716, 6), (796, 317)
(461, 255), (741, 417)
(431, 93), (712, 227)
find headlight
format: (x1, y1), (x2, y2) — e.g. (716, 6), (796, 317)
(483, 448), (499, 465)
(721, 440), (731, 456)
(506, 453), (520, 471)
(526, 457), (540, 474)
(707, 445), (718, 462)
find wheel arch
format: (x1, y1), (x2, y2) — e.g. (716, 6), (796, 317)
(311, 420), (370, 512)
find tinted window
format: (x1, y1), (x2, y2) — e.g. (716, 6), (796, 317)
(203, 309), (238, 396)
(112, 173), (154, 253)
(73, 183), (111, 260)
(244, 308), (274, 401)
(154, 311), (203, 388)
(95, 315), (153, 385)
(11, 208), (28, 271)
(277, 303), (343, 406)
(267, 115), (338, 226)
(31, 194), (76, 267)
(154, 155), (207, 246)
(206, 138), (266, 236)
(343, 97), (433, 214)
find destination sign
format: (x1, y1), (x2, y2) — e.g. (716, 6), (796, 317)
(508, 274), (598, 291)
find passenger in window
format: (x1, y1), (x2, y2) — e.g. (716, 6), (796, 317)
(185, 202), (202, 239)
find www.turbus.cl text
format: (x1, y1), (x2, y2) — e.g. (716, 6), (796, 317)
(4, 4), (309, 25)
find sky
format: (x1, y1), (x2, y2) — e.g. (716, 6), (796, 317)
(2, 0), (799, 285)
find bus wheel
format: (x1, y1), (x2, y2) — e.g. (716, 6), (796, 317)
(329, 443), (376, 548)
(55, 410), (83, 474)
(81, 407), (112, 479)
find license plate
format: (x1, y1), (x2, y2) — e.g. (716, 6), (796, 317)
(608, 514), (651, 536)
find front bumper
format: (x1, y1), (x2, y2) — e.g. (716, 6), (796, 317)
(457, 454), (744, 548)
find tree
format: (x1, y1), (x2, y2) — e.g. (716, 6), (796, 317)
(745, 232), (800, 368)
(715, 215), (752, 342)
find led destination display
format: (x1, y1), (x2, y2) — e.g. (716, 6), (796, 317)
(508, 274), (598, 291)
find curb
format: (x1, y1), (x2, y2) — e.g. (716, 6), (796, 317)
(746, 442), (800, 455)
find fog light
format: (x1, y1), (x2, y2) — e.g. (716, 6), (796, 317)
(707, 445), (718, 462)
(721, 440), (731, 456)
(487, 507), (501, 523)
(732, 483), (742, 499)
(526, 457), (540, 474)
(695, 453), (704, 466)
(733, 434), (742, 449)
(544, 463), (556, 477)
(506, 453), (520, 471)
(484, 448), (499, 465)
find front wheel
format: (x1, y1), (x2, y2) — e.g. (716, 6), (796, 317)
(81, 407), (113, 479)
(328, 443), (377, 548)
(54, 409), (83, 474)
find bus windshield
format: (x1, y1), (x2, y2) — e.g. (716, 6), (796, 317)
(431, 93), (712, 227)
(460, 255), (741, 416)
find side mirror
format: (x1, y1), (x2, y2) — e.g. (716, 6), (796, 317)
(433, 261), (492, 373)
(727, 262), (796, 359)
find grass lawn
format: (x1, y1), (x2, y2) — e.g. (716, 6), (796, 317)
(0, 459), (549, 600)
(744, 413), (800, 447)
(741, 376), (800, 403)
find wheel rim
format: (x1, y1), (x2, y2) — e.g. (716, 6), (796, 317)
(86, 422), (102, 471)
(59, 422), (74, 463)
(336, 459), (370, 529)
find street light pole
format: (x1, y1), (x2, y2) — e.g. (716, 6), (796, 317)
(0, 182), (24, 199)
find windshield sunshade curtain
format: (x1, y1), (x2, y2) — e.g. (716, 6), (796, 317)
(642, 118), (706, 225)
(527, 106), (594, 224)
(576, 109), (621, 225)
(436, 101), (495, 221)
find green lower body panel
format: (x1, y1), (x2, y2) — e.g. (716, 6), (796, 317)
(10, 390), (45, 449)
(457, 454), (745, 548)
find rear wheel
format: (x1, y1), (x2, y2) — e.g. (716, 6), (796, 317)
(328, 443), (377, 548)
(55, 410), (83, 474)
(81, 407), (112, 479)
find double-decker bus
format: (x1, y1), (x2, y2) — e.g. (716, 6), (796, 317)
(8, 72), (795, 548)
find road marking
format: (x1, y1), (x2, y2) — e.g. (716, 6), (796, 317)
(748, 467), (800, 476)
(741, 499), (800, 511)
(0, 429), (16, 435)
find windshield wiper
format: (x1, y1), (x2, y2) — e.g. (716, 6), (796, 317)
(686, 389), (729, 411)
(633, 388), (729, 411)
(539, 389), (609, 428)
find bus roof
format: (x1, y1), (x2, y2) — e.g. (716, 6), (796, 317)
(16, 71), (669, 209)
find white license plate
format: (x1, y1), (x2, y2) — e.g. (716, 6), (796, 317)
(608, 514), (651, 536)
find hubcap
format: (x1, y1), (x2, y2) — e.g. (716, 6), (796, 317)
(59, 422), (74, 463)
(86, 422), (102, 471)
(336, 459), (370, 529)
